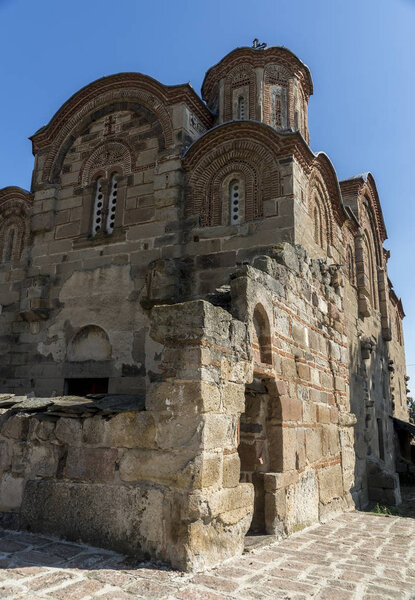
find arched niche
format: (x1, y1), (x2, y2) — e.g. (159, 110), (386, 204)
(67, 325), (112, 362)
(252, 304), (272, 365)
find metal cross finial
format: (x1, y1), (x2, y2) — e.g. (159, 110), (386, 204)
(252, 38), (267, 50)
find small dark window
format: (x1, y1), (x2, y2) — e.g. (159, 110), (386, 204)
(65, 378), (109, 396)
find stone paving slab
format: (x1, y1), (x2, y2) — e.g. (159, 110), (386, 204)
(1, 511), (415, 599)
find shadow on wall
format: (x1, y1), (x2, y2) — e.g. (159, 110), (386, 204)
(349, 329), (401, 508)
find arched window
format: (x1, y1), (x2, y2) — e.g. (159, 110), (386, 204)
(90, 173), (120, 237)
(313, 202), (323, 247)
(274, 94), (283, 129)
(364, 232), (378, 310)
(0, 219), (25, 264)
(238, 96), (246, 120)
(3, 227), (16, 262)
(91, 177), (104, 237)
(252, 304), (272, 365)
(106, 173), (119, 234)
(347, 245), (355, 285)
(229, 178), (244, 225)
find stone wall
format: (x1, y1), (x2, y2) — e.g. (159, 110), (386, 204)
(0, 244), (360, 570)
(0, 299), (256, 572)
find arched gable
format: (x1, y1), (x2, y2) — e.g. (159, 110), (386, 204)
(183, 122), (281, 226)
(339, 172), (386, 262)
(307, 168), (334, 246)
(30, 73), (177, 185)
(311, 153), (345, 226)
(359, 174), (386, 266)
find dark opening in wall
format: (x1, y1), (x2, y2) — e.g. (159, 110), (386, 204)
(64, 378), (109, 396)
(377, 418), (385, 461)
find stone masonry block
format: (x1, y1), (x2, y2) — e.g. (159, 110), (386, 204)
(222, 381), (245, 414)
(109, 411), (156, 448)
(64, 447), (117, 482)
(146, 380), (221, 414)
(222, 452), (240, 488)
(0, 473), (25, 510)
(305, 427), (322, 464)
(55, 418), (82, 446)
(269, 395), (303, 422)
(1, 414), (30, 440)
(119, 448), (194, 486)
(318, 464), (344, 504)
(150, 300), (232, 346)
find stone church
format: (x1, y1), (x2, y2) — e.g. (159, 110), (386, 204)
(0, 43), (412, 571)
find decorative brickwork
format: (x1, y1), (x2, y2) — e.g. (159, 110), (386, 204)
(80, 139), (133, 186)
(184, 124), (280, 225)
(223, 63), (257, 121)
(307, 169), (334, 247)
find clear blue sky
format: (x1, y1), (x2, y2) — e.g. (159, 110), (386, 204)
(1, 0), (415, 393)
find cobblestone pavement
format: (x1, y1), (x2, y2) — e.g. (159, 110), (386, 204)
(1, 510), (415, 599)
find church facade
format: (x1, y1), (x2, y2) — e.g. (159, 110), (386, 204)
(0, 44), (411, 571)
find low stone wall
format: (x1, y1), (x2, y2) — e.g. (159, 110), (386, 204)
(0, 396), (172, 560)
(0, 299), (256, 572)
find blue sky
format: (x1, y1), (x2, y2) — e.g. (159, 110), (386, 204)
(1, 0), (415, 392)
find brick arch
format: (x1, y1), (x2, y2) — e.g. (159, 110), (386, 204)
(184, 131), (280, 226)
(361, 191), (383, 267)
(307, 170), (334, 247)
(224, 63), (257, 121)
(47, 99), (167, 184)
(311, 154), (345, 227)
(208, 162), (257, 226)
(363, 227), (379, 309)
(80, 139), (133, 186)
(263, 64), (291, 129)
(31, 77), (175, 184)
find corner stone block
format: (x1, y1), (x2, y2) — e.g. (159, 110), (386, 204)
(317, 464), (344, 505)
(109, 411), (156, 449)
(222, 452), (240, 488)
(202, 414), (237, 451)
(207, 483), (254, 522)
(155, 412), (202, 451)
(222, 381), (245, 414)
(150, 300), (232, 346)
(146, 380), (221, 414)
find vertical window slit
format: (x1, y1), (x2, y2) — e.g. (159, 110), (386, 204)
(91, 177), (104, 237)
(106, 174), (119, 234)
